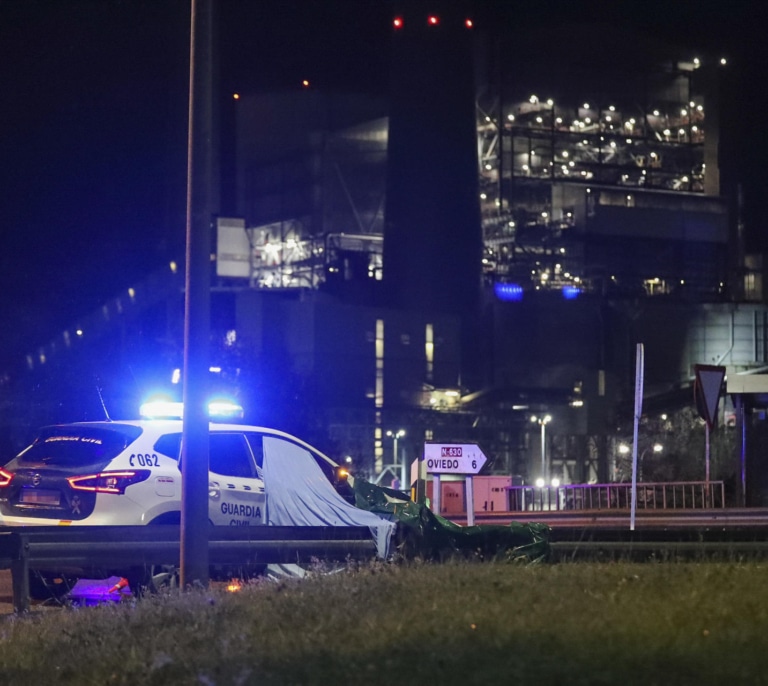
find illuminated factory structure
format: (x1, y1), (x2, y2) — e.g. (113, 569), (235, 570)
(216, 12), (755, 490)
(21, 11), (768, 499)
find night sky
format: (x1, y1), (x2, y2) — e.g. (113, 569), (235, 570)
(0, 0), (766, 372)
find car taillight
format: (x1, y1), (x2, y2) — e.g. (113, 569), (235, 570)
(67, 470), (151, 494)
(0, 468), (14, 487)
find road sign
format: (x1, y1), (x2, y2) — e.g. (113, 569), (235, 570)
(694, 364), (726, 430)
(423, 443), (487, 475)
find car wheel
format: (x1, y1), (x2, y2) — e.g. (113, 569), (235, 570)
(124, 563), (180, 597)
(147, 564), (180, 593)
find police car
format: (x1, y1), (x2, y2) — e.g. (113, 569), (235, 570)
(0, 400), (352, 527)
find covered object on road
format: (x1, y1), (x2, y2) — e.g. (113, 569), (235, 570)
(262, 437), (396, 558)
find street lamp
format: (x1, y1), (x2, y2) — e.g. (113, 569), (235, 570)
(531, 415), (552, 481)
(618, 442), (662, 481)
(386, 429), (406, 488)
(640, 443), (663, 481)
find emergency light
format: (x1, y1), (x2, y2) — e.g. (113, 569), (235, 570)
(139, 397), (244, 420)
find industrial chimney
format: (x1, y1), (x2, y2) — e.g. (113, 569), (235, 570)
(383, 2), (483, 324)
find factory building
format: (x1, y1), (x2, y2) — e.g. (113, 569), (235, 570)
(214, 15), (766, 491)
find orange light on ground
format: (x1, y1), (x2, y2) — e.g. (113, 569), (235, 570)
(301, 79), (310, 88)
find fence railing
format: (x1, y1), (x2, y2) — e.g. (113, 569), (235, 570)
(507, 481), (726, 512)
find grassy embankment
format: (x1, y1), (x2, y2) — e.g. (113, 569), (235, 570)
(1, 560), (767, 685)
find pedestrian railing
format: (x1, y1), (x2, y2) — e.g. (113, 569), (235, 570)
(507, 481), (726, 512)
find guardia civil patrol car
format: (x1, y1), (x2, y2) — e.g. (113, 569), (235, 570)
(0, 400), (352, 527)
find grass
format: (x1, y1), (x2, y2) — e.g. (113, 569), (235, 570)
(1, 560), (767, 685)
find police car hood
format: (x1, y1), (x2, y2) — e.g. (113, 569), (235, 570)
(262, 437), (395, 558)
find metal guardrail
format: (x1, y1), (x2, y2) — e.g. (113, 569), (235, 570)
(507, 481), (726, 512)
(548, 523), (768, 560)
(0, 525), (377, 613)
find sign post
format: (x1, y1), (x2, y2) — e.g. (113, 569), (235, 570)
(424, 443), (488, 526)
(694, 364), (726, 507)
(432, 473), (441, 517)
(630, 344), (644, 531)
(410, 456), (427, 504)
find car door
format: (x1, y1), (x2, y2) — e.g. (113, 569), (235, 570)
(208, 432), (265, 526)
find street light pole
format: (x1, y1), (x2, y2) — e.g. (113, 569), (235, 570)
(531, 415), (552, 481)
(386, 429), (405, 488)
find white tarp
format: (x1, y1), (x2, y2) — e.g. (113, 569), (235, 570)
(262, 437), (395, 558)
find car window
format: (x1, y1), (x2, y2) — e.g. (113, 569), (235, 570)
(11, 426), (140, 468)
(210, 433), (256, 479)
(154, 433), (182, 460)
(244, 433), (264, 469)
(155, 432), (257, 480)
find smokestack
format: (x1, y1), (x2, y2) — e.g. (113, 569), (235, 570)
(383, 3), (482, 321)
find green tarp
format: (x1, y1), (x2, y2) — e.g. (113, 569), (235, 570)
(352, 479), (550, 563)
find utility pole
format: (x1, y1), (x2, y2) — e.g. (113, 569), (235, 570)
(181, 0), (214, 589)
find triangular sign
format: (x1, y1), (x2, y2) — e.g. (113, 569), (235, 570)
(694, 364), (725, 429)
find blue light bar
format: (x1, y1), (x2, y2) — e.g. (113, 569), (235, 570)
(494, 283), (524, 302)
(139, 397), (244, 420)
(208, 399), (244, 419)
(139, 399), (183, 419)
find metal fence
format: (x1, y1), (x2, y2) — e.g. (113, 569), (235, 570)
(0, 525), (377, 613)
(507, 481), (726, 512)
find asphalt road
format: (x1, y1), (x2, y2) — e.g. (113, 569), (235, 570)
(0, 571), (11, 610)
(0, 570), (18, 614)
(0, 570), (61, 616)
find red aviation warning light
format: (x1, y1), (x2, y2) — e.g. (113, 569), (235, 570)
(392, 14), (471, 30)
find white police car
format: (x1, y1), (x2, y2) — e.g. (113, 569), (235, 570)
(0, 408), (352, 527)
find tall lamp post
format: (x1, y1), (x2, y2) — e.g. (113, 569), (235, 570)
(386, 429), (406, 488)
(531, 415), (552, 481)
